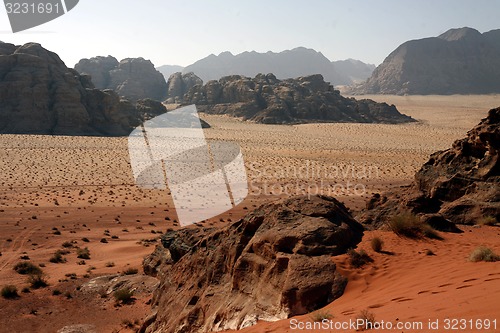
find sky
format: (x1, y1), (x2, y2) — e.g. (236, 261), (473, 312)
(1, 0), (499, 68)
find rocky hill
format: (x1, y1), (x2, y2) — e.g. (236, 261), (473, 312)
(0, 42), (167, 136)
(141, 195), (364, 333)
(181, 47), (374, 86)
(75, 56), (167, 101)
(359, 106), (500, 227)
(175, 73), (414, 124)
(352, 27), (500, 95)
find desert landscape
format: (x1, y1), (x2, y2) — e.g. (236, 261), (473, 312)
(1, 93), (499, 332)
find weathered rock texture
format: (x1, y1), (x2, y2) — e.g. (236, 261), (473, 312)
(75, 56), (167, 101)
(352, 27), (500, 95)
(175, 73), (414, 124)
(165, 72), (203, 103)
(142, 195), (364, 333)
(359, 107), (500, 227)
(0, 42), (167, 136)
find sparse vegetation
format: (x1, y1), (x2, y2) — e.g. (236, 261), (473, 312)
(348, 249), (373, 268)
(469, 246), (500, 262)
(426, 249), (435, 256)
(478, 216), (497, 226)
(27, 274), (48, 289)
(76, 247), (91, 259)
(49, 250), (67, 263)
(389, 212), (441, 239)
(1, 285), (19, 299)
(370, 237), (383, 253)
(123, 267), (139, 275)
(311, 311), (334, 322)
(114, 288), (134, 304)
(61, 241), (74, 248)
(81, 237), (90, 243)
(105, 262), (115, 268)
(13, 261), (42, 275)
(100, 238), (108, 243)
(356, 309), (376, 331)
(52, 289), (62, 296)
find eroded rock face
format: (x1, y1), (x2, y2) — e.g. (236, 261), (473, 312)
(180, 73), (414, 124)
(165, 72), (203, 103)
(75, 56), (168, 101)
(352, 27), (500, 95)
(359, 107), (500, 226)
(142, 195), (364, 333)
(0, 42), (167, 136)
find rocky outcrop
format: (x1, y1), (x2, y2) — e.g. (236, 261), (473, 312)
(352, 27), (500, 95)
(359, 107), (500, 227)
(75, 56), (167, 101)
(142, 195), (364, 333)
(0, 42), (167, 136)
(179, 73), (414, 124)
(73, 55), (118, 89)
(165, 72), (203, 103)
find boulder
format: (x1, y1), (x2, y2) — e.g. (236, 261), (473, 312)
(359, 107), (500, 227)
(165, 72), (203, 103)
(142, 195), (364, 333)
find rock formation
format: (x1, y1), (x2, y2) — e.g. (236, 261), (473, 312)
(0, 42), (167, 136)
(141, 195), (364, 333)
(75, 56), (167, 101)
(176, 73), (414, 124)
(165, 72), (203, 103)
(359, 107), (500, 227)
(182, 47), (375, 86)
(352, 27), (500, 95)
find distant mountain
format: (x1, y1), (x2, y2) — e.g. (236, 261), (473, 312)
(180, 47), (374, 86)
(157, 64), (184, 80)
(351, 27), (500, 95)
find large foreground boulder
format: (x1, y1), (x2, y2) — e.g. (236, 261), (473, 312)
(0, 42), (167, 136)
(176, 73), (414, 124)
(142, 195), (364, 333)
(359, 107), (500, 227)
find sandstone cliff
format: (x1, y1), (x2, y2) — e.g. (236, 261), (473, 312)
(75, 56), (167, 101)
(0, 42), (167, 136)
(352, 27), (500, 95)
(176, 73), (414, 124)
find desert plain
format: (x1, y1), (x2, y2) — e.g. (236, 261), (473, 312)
(0, 94), (499, 332)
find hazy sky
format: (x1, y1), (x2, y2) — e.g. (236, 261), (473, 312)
(1, 0), (499, 68)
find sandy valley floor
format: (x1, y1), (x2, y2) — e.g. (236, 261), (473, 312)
(0, 95), (499, 332)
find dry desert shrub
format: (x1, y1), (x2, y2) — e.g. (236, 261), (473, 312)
(370, 237), (384, 252)
(356, 309), (376, 331)
(477, 216), (497, 226)
(469, 246), (500, 262)
(389, 212), (442, 239)
(311, 310), (334, 322)
(28, 274), (48, 289)
(13, 261), (42, 275)
(348, 249), (373, 268)
(1, 285), (19, 299)
(114, 288), (134, 305)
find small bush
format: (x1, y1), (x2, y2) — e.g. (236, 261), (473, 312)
(114, 288), (134, 304)
(61, 241), (74, 248)
(13, 261), (42, 275)
(469, 246), (500, 262)
(356, 309), (376, 331)
(311, 311), (333, 322)
(105, 262), (115, 268)
(21, 287), (30, 293)
(76, 247), (91, 260)
(123, 267), (138, 275)
(348, 249), (373, 268)
(28, 274), (48, 289)
(370, 237), (383, 253)
(388, 213), (423, 238)
(1, 285), (19, 299)
(81, 237), (90, 243)
(52, 289), (62, 296)
(100, 238), (108, 243)
(478, 216), (497, 226)
(49, 250), (67, 263)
